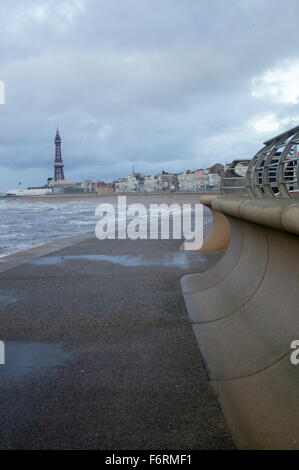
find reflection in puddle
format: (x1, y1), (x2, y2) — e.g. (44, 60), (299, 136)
(0, 341), (72, 380)
(0, 291), (25, 306)
(30, 253), (209, 269)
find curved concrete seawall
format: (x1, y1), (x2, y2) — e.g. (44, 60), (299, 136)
(181, 195), (299, 449)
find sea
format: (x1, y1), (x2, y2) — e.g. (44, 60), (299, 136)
(0, 198), (212, 258)
(0, 199), (100, 258)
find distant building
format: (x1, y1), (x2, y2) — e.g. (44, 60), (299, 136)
(114, 173), (146, 193)
(144, 174), (159, 192)
(127, 173), (146, 192)
(113, 163), (224, 194)
(193, 169), (207, 190)
(156, 172), (178, 192)
(81, 180), (102, 192)
(209, 163), (224, 175)
(47, 178), (80, 193)
(178, 170), (195, 191)
(208, 172), (221, 189)
(6, 188), (53, 197)
(81, 180), (113, 194)
(98, 186), (114, 195)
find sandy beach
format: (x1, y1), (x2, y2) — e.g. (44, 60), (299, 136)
(4, 191), (218, 204)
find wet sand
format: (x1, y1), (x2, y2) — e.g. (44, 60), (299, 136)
(5, 191), (218, 204)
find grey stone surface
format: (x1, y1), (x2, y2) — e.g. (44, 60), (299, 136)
(0, 236), (234, 449)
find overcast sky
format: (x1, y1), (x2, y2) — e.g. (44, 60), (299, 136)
(1, 0), (299, 190)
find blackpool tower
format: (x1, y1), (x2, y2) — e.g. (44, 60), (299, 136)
(54, 129), (65, 181)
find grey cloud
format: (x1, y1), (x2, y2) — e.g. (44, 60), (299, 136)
(1, 0), (299, 189)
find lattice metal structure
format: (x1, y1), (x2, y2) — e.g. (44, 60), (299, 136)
(54, 129), (65, 181)
(220, 160), (250, 195)
(246, 125), (299, 198)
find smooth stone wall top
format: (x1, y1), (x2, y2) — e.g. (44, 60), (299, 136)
(200, 196), (299, 237)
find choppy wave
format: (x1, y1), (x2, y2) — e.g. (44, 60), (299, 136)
(69, 220), (95, 226)
(0, 199), (212, 258)
(0, 200), (102, 257)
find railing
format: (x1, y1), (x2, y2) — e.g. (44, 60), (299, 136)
(246, 125), (299, 198)
(220, 160), (250, 195)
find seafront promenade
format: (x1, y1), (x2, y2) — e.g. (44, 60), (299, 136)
(0, 229), (234, 449)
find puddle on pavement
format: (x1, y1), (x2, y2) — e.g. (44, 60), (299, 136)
(0, 341), (72, 381)
(0, 291), (25, 306)
(29, 253), (209, 269)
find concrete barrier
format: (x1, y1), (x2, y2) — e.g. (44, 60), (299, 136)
(181, 196), (299, 449)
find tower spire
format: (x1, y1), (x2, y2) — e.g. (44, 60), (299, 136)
(54, 128), (65, 181)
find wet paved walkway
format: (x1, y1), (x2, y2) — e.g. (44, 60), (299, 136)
(0, 236), (234, 449)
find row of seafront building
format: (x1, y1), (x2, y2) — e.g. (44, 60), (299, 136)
(5, 130), (227, 196)
(83, 163), (225, 194)
(5, 163), (226, 197)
